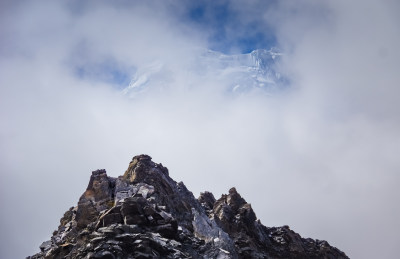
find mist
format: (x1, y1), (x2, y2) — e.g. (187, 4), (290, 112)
(1, 1), (399, 258)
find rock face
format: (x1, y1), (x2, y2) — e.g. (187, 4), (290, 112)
(28, 155), (348, 259)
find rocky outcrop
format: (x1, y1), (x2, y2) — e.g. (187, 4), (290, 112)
(28, 154), (348, 259)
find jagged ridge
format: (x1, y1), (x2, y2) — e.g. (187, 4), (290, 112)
(28, 155), (348, 259)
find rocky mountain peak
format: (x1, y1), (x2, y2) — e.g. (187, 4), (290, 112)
(123, 154), (169, 184)
(28, 155), (349, 259)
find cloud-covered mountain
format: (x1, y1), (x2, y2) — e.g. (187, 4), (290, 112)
(122, 48), (287, 98)
(2, 1), (400, 258)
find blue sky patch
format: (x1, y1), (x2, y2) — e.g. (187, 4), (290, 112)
(74, 58), (133, 88)
(185, 1), (276, 54)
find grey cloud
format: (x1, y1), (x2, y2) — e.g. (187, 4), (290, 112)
(261, 1), (400, 258)
(1, 1), (400, 259)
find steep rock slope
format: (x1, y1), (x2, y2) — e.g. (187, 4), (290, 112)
(28, 155), (348, 259)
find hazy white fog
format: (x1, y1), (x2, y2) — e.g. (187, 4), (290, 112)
(1, 1), (399, 258)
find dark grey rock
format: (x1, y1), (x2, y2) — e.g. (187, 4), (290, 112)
(28, 155), (349, 259)
(92, 250), (115, 259)
(39, 240), (52, 252)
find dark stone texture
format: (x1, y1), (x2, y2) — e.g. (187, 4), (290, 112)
(28, 154), (348, 259)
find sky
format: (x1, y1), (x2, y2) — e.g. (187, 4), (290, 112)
(1, 0), (400, 258)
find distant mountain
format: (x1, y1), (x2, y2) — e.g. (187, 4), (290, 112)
(122, 49), (287, 98)
(28, 155), (348, 258)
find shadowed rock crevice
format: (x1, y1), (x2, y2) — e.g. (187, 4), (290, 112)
(28, 154), (348, 259)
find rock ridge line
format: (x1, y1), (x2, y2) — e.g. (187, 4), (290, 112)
(28, 154), (349, 259)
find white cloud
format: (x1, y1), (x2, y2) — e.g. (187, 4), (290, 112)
(260, 1), (400, 258)
(1, 1), (399, 258)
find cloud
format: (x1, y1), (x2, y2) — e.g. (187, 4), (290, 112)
(0, 1), (207, 257)
(1, 1), (400, 259)
(260, 1), (400, 258)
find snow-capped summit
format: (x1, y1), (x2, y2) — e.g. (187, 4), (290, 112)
(122, 48), (286, 98)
